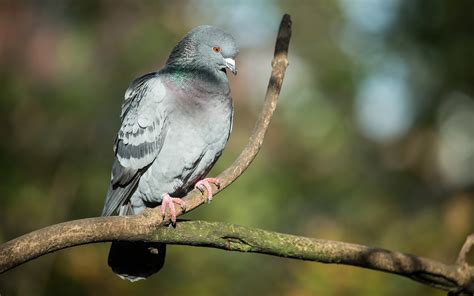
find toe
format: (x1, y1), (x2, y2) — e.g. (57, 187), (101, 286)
(194, 182), (205, 193)
(169, 205), (176, 224)
(172, 198), (186, 209)
(161, 197), (168, 216)
(161, 194), (180, 224)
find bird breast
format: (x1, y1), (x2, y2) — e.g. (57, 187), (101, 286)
(137, 90), (233, 204)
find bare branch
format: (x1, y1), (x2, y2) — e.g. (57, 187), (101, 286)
(153, 221), (474, 294)
(457, 234), (474, 266)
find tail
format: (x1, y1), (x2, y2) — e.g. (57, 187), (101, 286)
(108, 241), (166, 281)
(103, 174), (166, 281)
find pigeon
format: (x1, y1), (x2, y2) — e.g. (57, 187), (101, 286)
(101, 25), (238, 281)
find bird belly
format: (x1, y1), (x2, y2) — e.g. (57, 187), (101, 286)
(135, 114), (230, 208)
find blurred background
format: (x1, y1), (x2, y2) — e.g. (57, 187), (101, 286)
(1, 0), (473, 295)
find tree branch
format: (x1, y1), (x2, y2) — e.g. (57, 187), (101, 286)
(0, 14), (472, 295)
(153, 221), (474, 294)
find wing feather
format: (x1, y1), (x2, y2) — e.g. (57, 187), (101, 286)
(102, 72), (167, 216)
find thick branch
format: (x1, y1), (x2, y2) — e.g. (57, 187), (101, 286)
(154, 221), (474, 294)
(0, 14), (292, 273)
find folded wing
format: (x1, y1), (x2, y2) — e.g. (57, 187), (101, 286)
(102, 73), (167, 216)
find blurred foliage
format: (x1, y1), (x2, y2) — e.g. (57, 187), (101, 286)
(0, 1), (473, 295)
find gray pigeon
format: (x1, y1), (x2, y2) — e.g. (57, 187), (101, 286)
(101, 25), (238, 281)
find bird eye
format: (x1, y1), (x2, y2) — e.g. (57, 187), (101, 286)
(212, 46), (221, 53)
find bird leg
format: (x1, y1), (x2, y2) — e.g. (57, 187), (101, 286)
(194, 178), (221, 202)
(161, 193), (186, 224)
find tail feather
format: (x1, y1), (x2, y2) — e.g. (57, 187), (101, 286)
(101, 175), (140, 217)
(108, 241), (166, 281)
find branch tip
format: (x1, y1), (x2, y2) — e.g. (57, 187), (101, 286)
(456, 234), (474, 266)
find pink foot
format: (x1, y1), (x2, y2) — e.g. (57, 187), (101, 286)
(195, 178), (221, 202)
(161, 193), (186, 224)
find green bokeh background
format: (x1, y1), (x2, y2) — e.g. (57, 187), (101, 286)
(1, 1), (473, 295)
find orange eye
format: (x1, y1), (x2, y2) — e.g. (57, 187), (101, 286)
(212, 46), (221, 53)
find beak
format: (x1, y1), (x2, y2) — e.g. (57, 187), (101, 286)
(224, 58), (237, 75)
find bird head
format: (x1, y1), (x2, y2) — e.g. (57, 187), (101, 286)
(166, 25), (239, 77)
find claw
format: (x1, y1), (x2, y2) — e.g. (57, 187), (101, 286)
(194, 178), (220, 202)
(161, 193), (186, 224)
